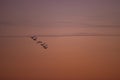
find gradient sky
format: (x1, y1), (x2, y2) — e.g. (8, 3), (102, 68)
(0, 0), (120, 80)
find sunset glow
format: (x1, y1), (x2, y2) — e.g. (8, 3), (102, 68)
(0, 0), (120, 80)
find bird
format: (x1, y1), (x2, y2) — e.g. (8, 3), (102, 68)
(31, 35), (37, 41)
(40, 43), (48, 49)
(42, 45), (48, 49)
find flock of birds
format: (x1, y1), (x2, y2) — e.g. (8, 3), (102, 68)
(30, 35), (48, 49)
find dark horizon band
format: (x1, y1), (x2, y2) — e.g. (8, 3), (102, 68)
(0, 33), (120, 38)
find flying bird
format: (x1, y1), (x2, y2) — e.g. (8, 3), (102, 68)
(40, 43), (48, 49)
(31, 35), (37, 41)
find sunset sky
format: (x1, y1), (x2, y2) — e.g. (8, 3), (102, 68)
(0, 0), (120, 80)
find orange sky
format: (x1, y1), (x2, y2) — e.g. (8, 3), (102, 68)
(0, 0), (120, 80)
(0, 36), (120, 80)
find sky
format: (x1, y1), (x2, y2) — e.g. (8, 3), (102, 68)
(0, 0), (120, 80)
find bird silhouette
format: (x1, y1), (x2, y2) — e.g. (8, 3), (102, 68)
(31, 35), (37, 41)
(40, 43), (48, 49)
